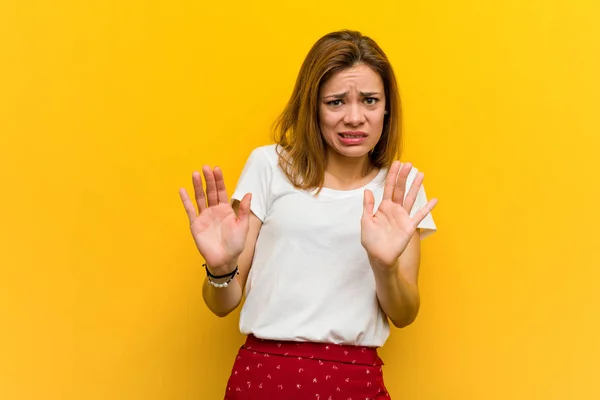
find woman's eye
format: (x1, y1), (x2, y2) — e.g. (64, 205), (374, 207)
(328, 100), (343, 107)
(364, 97), (378, 105)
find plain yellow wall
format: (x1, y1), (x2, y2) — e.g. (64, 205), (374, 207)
(1, 0), (599, 399)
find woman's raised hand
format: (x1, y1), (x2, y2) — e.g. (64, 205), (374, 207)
(361, 162), (438, 269)
(179, 166), (252, 274)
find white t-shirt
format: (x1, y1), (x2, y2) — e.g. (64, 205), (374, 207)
(231, 144), (436, 347)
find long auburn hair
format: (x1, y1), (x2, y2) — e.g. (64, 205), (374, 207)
(273, 30), (402, 191)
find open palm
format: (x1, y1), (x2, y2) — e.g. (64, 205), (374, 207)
(179, 166), (252, 273)
(361, 162), (437, 268)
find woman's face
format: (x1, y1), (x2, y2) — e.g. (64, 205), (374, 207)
(318, 63), (386, 161)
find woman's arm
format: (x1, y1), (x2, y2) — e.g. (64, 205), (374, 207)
(202, 203), (262, 317)
(361, 161), (436, 328)
(370, 230), (421, 328)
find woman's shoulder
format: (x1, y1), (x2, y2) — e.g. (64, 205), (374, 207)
(254, 143), (279, 159)
(239, 144), (283, 179)
(247, 144), (281, 164)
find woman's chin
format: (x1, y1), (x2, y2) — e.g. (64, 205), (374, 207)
(334, 143), (372, 157)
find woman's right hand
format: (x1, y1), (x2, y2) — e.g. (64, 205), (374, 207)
(179, 166), (252, 275)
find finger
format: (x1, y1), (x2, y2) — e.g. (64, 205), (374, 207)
(382, 161), (401, 201)
(237, 193), (252, 223)
(362, 189), (375, 220)
(392, 162), (412, 205)
(179, 188), (197, 223)
(192, 171), (207, 213)
(202, 166), (219, 207)
(403, 171), (424, 213)
(213, 167), (229, 204)
(411, 198), (438, 227)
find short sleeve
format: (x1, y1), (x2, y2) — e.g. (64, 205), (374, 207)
(231, 147), (274, 222)
(406, 167), (437, 240)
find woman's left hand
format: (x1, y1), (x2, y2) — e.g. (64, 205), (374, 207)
(361, 161), (438, 270)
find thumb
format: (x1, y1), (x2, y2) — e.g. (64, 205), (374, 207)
(362, 189), (374, 220)
(237, 193), (252, 224)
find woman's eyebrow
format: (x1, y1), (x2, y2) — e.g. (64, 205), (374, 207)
(323, 92), (348, 99)
(323, 91), (381, 99)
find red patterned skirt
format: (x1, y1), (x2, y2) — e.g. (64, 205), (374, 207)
(223, 334), (391, 399)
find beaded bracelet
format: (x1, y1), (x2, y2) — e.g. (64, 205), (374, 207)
(203, 263), (239, 288)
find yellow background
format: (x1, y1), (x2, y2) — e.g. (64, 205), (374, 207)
(1, 0), (599, 399)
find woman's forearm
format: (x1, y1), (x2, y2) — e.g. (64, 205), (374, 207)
(202, 261), (244, 317)
(370, 258), (420, 328)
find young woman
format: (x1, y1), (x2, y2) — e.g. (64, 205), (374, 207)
(179, 30), (438, 399)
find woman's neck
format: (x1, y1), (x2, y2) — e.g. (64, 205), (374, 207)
(323, 151), (377, 189)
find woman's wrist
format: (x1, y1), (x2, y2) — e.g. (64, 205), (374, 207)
(368, 255), (400, 274)
(204, 259), (238, 276)
(205, 265), (239, 288)
(203, 259), (239, 288)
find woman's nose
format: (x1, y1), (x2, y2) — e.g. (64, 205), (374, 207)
(344, 103), (365, 125)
